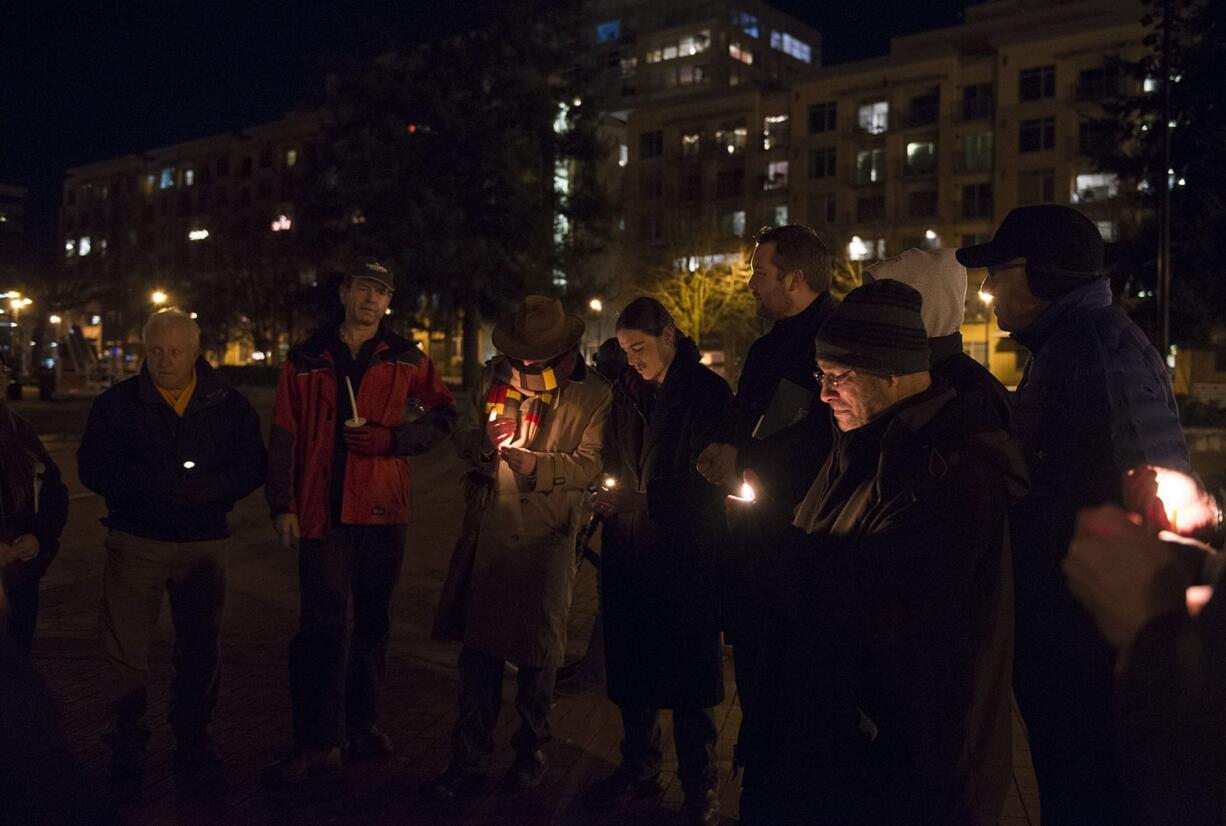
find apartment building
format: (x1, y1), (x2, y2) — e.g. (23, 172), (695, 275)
(60, 112), (322, 357)
(623, 0), (1150, 382)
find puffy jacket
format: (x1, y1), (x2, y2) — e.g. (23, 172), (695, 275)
(0, 405), (69, 582)
(78, 359), (266, 542)
(266, 326), (456, 539)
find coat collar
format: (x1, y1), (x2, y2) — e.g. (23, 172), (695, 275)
(1010, 278), (1112, 354)
(928, 332), (964, 368)
(137, 356), (227, 414)
(294, 322), (417, 368)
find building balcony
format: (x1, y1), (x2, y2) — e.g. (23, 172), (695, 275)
(958, 99), (994, 122)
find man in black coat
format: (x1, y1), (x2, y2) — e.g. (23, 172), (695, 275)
(693, 224), (837, 811)
(737, 280), (1027, 824)
(78, 309), (266, 788)
(957, 207), (1189, 824)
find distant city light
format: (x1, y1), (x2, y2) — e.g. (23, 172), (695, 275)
(189, 312), (198, 320)
(182, 461), (196, 470)
(251, 351), (268, 362)
(188, 228), (210, 241)
(924, 229), (937, 240)
(589, 298), (603, 313)
(90, 315), (102, 325)
(49, 315), (62, 324)
(848, 236), (869, 261)
(151, 290), (168, 305)
(271, 215), (293, 232)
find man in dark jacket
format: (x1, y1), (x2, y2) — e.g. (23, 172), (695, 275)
(693, 224), (838, 811)
(957, 206), (1190, 825)
(78, 308), (267, 786)
(264, 261), (456, 784)
(739, 280), (1026, 824)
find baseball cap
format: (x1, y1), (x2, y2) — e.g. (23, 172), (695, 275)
(956, 204), (1104, 279)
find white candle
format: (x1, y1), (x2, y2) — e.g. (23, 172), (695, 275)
(345, 376), (366, 428)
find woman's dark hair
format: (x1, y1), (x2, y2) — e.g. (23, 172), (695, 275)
(615, 297), (675, 337)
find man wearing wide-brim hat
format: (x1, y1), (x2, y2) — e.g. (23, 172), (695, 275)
(428, 295), (611, 799)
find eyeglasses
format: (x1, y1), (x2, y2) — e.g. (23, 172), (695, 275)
(813, 367), (856, 389)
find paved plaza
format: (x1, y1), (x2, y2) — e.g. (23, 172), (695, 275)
(15, 390), (1040, 824)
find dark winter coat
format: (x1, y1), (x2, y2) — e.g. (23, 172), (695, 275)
(751, 382), (1029, 825)
(0, 404), (68, 583)
(600, 337), (733, 710)
(1007, 279), (1190, 807)
(929, 332), (1011, 431)
(78, 358), (267, 542)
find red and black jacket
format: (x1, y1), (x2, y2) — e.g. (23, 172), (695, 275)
(266, 325), (456, 539)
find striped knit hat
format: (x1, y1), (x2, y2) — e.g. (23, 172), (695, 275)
(814, 279), (930, 375)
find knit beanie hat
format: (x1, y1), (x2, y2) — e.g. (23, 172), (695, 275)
(815, 279), (930, 375)
(862, 248), (966, 337)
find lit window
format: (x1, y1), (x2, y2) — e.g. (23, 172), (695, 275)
(143, 174), (156, 195)
(858, 101), (889, 134)
(1143, 76), (1158, 93)
(64, 239), (76, 258)
(596, 20), (620, 43)
(769, 31), (811, 63)
(663, 45), (678, 61)
(848, 235), (870, 261)
(621, 57), (637, 78)
(618, 144), (629, 167)
(1071, 172), (1119, 203)
(770, 204), (789, 226)
(905, 141), (937, 175)
(721, 210), (747, 238)
(715, 126), (748, 156)
(99, 238), (108, 254)
(160, 167), (175, 189)
(270, 214), (293, 232)
(184, 169), (195, 187)
(678, 64), (708, 85)
(285, 148), (298, 167)
(681, 132), (702, 158)
(646, 49), (662, 63)
(763, 114), (789, 150)
(729, 42), (753, 65)
(1095, 220), (1118, 242)
(731, 10), (759, 38)
(764, 160), (789, 190)
(856, 148), (887, 183)
(79, 236), (91, 256)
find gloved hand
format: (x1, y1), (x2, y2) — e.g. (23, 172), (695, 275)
(344, 423), (394, 456)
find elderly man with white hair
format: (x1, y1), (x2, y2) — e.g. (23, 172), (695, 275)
(78, 308), (266, 790)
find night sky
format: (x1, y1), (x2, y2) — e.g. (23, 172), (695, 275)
(2, 0), (969, 252)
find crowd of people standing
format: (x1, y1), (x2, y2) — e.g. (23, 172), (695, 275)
(1, 205), (1224, 825)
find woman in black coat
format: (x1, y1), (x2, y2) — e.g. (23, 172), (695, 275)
(581, 298), (732, 826)
(0, 355), (69, 653)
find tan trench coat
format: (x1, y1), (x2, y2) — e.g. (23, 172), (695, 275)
(433, 363), (611, 668)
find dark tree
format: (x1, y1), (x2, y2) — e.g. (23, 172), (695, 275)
(1085, 0), (1226, 347)
(305, 1), (614, 387)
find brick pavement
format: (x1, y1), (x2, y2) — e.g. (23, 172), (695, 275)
(18, 394), (1040, 825)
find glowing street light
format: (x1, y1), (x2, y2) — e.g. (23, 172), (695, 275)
(589, 297), (604, 313)
(49, 314), (62, 325)
(978, 289), (993, 368)
(151, 290), (168, 305)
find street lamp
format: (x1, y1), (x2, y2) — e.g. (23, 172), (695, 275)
(588, 297), (605, 350)
(151, 290), (168, 305)
(588, 297), (603, 313)
(978, 290), (993, 369)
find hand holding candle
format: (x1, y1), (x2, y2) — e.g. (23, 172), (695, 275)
(1123, 465), (1221, 541)
(487, 414), (516, 450)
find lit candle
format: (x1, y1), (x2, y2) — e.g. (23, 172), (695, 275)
(345, 376), (366, 428)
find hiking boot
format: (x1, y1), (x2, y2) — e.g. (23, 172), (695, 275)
(261, 746), (342, 786)
(581, 766), (663, 811)
(422, 765), (489, 800)
(347, 726), (394, 761)
(505, 749), (548, 790)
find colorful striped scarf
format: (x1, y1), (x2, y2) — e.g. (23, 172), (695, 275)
(484, 350), (578, 448)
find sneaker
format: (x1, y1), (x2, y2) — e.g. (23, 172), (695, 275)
(505, 750), (548, 790)
(681, 787), (721, 826)
(261, 746), (343, 786)
(347, 726), (394, 761)
(581, 766), (663, 811)
(421, 765), (489, 800)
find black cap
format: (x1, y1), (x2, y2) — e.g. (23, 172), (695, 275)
(815, 280), (930, 375)
(956, 205), (1104, 278)
(353, 259), (394, 291)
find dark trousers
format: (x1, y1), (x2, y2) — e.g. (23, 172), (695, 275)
(288, 524), (406, 749)
(2, 575), (39, 656)
(98, 530), (228, 747)
(451, 645), (555, 774)
(620, 705), (717, 794)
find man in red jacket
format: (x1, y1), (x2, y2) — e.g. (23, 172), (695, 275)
(263, 260), (456, 784)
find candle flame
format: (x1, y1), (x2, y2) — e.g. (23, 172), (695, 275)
(739, 481), (756, 502)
